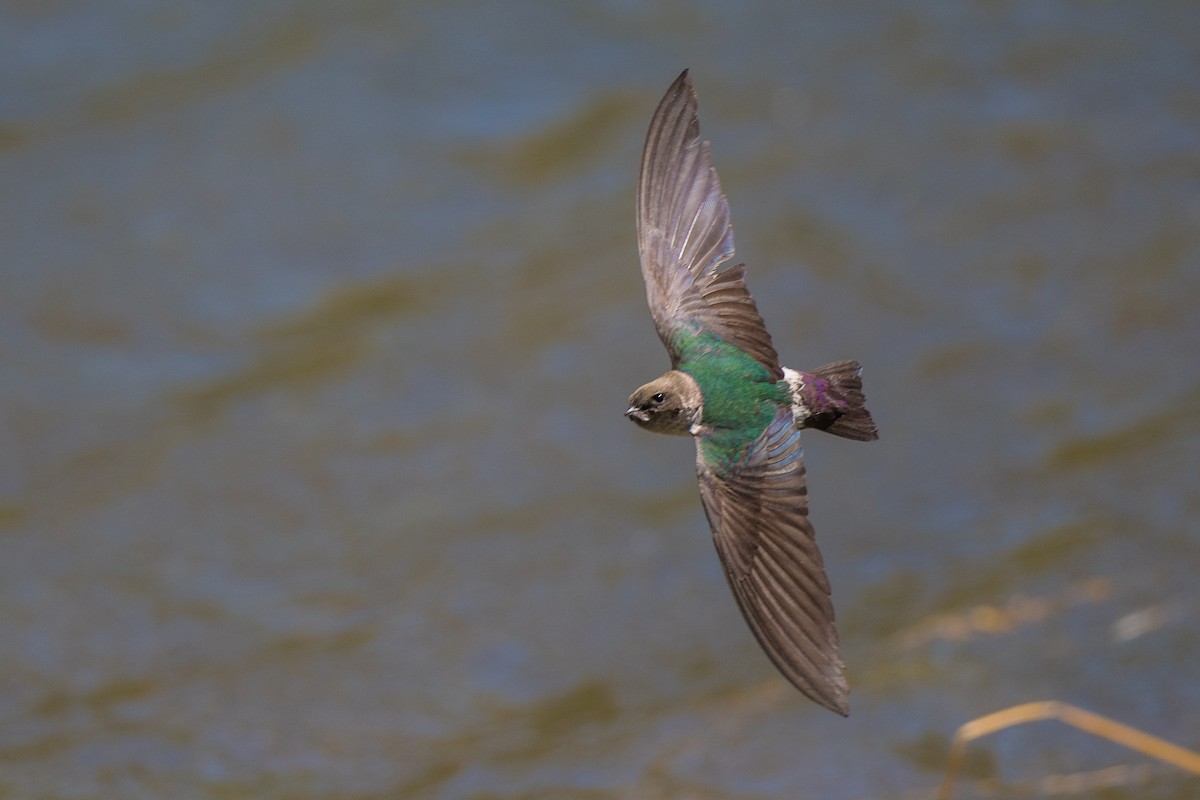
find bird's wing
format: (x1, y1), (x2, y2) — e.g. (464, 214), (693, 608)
(695, 407), (848, 715)
(637, 70), (782, 379)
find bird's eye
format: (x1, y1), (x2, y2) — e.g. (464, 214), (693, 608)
(652, 392), (665, 403)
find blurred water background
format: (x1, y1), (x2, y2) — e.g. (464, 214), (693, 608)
(2, 2), (1199, 798)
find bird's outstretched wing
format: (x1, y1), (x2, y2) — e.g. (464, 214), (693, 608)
(637, 70), (782, 379)
(695, 408), (849, 715)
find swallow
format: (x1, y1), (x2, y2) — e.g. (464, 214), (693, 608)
(625, 70), (878, 716)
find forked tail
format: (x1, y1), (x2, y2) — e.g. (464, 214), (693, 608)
(787, 360), (879, 441)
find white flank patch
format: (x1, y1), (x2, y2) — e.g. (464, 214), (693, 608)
(782, 367), (810, 421)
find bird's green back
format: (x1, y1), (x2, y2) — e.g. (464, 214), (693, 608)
(674, 328), (789, 470)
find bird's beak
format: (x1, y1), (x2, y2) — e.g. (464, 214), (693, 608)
(625, 406), (649, 423)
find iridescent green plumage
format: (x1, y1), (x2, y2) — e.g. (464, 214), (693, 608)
(673, 327), (789, 470)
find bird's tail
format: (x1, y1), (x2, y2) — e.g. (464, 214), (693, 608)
(792, 360), (879, 442)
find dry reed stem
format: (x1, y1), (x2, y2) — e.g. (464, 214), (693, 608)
(936, 700), (1200, 800)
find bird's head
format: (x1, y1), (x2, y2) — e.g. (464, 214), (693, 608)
(625, 370), (702, 435)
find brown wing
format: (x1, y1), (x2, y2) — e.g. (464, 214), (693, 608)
(637, 70), (782, 379)
(695, 408), (849, 715)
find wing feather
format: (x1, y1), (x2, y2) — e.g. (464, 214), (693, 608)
(696, 408), (849, 715)
(637, 71), (782, 378)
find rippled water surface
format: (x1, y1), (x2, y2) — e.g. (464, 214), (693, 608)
(3, 3), (1199, 798)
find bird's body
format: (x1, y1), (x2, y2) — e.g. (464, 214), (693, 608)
(626, 71), (878, 716)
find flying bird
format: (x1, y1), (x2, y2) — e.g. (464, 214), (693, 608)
(625, 70), (878, 716)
